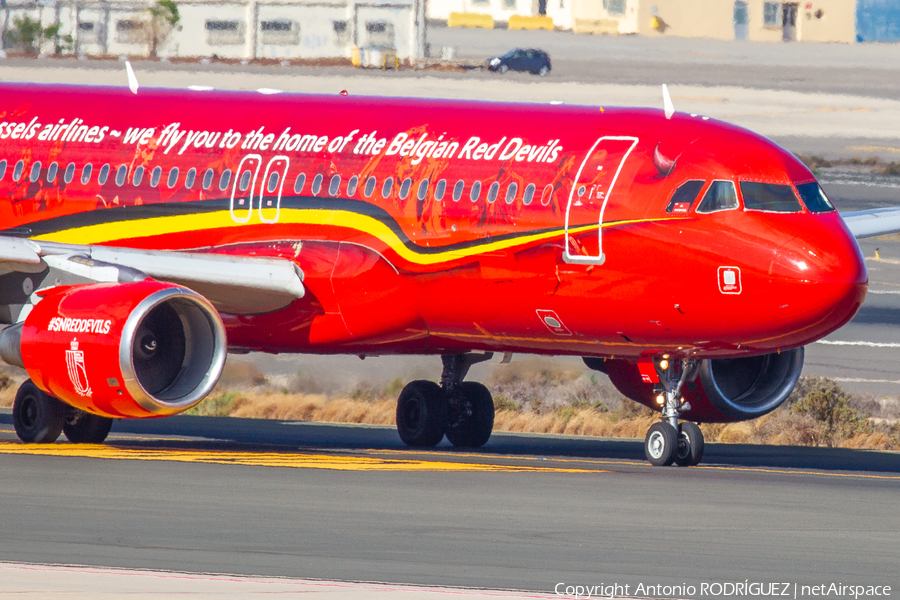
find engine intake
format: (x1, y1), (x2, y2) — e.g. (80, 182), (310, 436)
(5, 281), (226, 418)
(605, 348), (804, 423)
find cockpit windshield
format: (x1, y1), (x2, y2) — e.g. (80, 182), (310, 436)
(795, 182), (836, 213)
(696, 181), (738, 213)
(741, 182), (802, 213)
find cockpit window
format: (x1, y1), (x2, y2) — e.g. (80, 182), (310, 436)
(696, 180), (738, 213)
(795, 182), (835, 213)
(740, 182), (802, 213)
(666, 180), (705, 214)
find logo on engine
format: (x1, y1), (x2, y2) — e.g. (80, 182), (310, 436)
(65, 338), (92, 397)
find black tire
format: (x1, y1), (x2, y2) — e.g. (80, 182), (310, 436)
(63, 410), (114, 444)
(396, 380), (447, 447)
(674, 422), (705, 467)
(13, 380), (66, 443)
(644, 421), (677, 466)
(538, 65), (549, 76)
(498, 64), (509, 74)
(446, 381), (495, 448)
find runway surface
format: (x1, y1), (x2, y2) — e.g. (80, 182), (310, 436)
(0, 413), (898, 598)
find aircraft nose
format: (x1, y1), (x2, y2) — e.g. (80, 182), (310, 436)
(770, 215), (867, 338)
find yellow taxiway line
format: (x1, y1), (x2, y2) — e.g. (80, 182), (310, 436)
(0, 442), (598, 473)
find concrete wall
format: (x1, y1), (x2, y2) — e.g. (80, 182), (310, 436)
(1, 0), (418, 59)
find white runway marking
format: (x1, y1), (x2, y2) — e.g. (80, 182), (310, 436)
(815, 340), (900, 348)
(867, 290), (900, 294)
(0, 562), (564, 600)
(833, 377), (900, 384)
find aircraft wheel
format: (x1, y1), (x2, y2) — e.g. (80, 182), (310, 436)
(396, 380), (447, 447)
(644, 421), (677, 466)
(13, 379), (66, 443)
(64, 410), (114, 444)
(674, 422), (704, 466)
(446, 381), (494, 448)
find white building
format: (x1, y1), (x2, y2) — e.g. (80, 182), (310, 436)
(0, 0), (424, 60)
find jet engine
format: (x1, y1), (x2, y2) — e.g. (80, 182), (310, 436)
(604, 348), (804, 423)
(0, 280), (226, 418)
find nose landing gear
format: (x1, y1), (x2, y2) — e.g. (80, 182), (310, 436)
(643, 357), (705, 467)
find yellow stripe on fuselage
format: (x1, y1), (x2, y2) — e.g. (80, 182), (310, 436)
(33, 207), (658, 266)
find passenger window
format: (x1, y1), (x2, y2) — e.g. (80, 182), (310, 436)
(185, 168), (196, 189)
(150, 166), (162, 187)
(399, 178), (412, 199)
(453, 180), (464, 202)
(487, 182), (499, 203)
(0, 159), (6, 180)
(347, 175), (358, 196)
(30, 161), (41, 182)
(382, 177), (393, 198)
(115, 165), (127, 186)
(470, 181), (482, 202)
(696, 180), (738, 213)
(219, 169), (231, 191)
(202, 168), (214, 190)
(133, 165), (144, 186)
(435, 179), (446, 201)
(294, 173), (306, 194)
(81, 164), (93, 184)
(13, 160), (24, 181)
(541, 184), (553, 206)
(47, 162), (58, 183)
(167, 167), (180, 188)
(523, 183), (535, 206)
(505, 182), (518, 204)
(239, 169), (252, 191)
(364, 176), (376, 198)
(666, 180), (705, 214)
(417, 179), (429, 201)
(312, 173), (323, 195)
(740, 182), (802, 213)
(64, 163), (75, 184)
(267, 172), (280, 194)
(98, 164), (110, 185)
(795, 182), (835, 213)
(329, 174), (341, 196)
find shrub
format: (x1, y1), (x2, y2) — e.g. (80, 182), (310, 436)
(792, 387), (871, 447)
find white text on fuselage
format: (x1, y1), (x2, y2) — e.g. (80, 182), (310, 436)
(48, 317), (112, 335)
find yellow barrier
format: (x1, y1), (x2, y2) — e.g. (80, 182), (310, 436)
(448, 12), (494, 29)
(508, 15), (554, 31)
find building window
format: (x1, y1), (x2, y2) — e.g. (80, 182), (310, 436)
(78, 21), (99, 44)
(206, 20), (244, 46)
(764, 2), (782, 26)
(261, 19), (299, 45)
(472, 0), (489, 6)
(603, 0), (625, 17)
(333, 21), (350, 45)
(366, 21), (394, 48)
(503, 0), (516, 9)
(115, 19), (143, 44)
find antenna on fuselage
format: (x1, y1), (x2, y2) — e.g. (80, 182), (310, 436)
(662, 84), (674, 119)
(125, 60), (139, 95)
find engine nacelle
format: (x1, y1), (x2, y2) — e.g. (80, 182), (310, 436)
(4, 281), (226, 418)
(605, 348), (804, 423)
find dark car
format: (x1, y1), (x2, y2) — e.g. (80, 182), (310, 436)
(487, 48), (551, 76)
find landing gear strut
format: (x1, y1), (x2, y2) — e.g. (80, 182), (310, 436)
(643, 357), (705, 467)
(395, 353), (495, 448)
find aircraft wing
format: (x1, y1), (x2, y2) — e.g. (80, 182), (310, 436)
(0, 236), (305, 315)
(842, 208), (900, 238)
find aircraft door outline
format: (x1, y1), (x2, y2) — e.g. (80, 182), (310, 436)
(231, 154), (262, 224)
(259, 155), (290, 224)
(564, 136), (638, 266)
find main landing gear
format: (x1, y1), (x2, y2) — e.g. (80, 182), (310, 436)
(644, 358), (705, 467)
(396, 353), (495, 448)
(12, 379), (113, 444)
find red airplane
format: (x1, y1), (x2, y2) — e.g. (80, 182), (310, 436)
(0, 79), (882, 466)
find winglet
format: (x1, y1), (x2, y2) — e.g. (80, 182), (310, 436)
(662, 83), (674, 119)
(125, 60), (139, 95)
